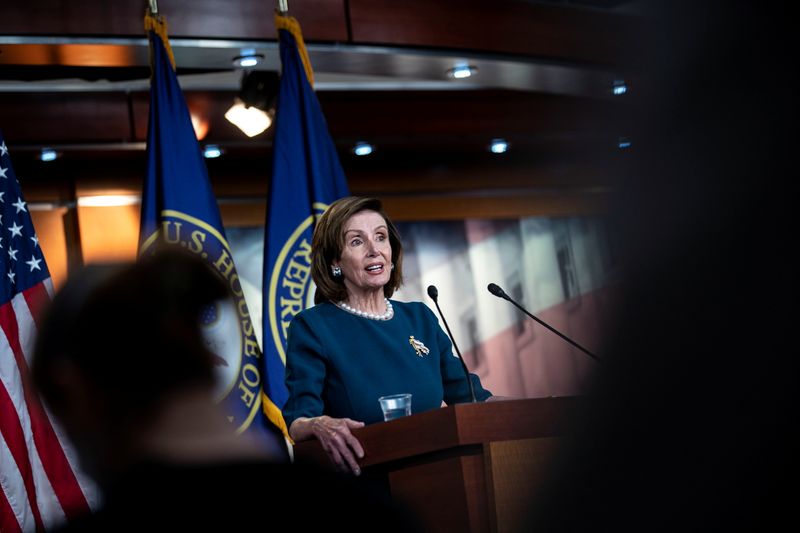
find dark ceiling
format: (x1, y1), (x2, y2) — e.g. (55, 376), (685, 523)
(0, 0), (640, 217)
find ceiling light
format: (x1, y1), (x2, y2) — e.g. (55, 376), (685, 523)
(203, 145), (222, 159)
(447, 64), (478, 79)
(77, 195), (141, 207)
(613, 79), (627, 95)
(618, 137), (631, 149)
(225, 101), (272, 137)
(353, 142), (374, 156)
(233, 48), (264, 69)
(489, 139), (509, 154)
(225, 71), (280, 137)
(40, 148), (58, 162)
(27, 202), (59, 211)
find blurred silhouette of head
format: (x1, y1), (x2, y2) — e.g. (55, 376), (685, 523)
(32, 250), (228, 481)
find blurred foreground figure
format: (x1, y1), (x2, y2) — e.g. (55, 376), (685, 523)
(32, 252), (416, 531)
(527, 1), (798, 531)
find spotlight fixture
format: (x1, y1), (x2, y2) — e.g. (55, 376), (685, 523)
(612, 79), (628, 95)
(618, 137), (632, 149)
(489, 139), (509, 154)
(203, 145), (222, 159)
(232, 48), (264, 69)
(447, 63), (478, 79)
(353, 142), (374, 156)
(238, 71), (279, 109)
(225, 71), (280, 137)
(40, 148), (58, 162)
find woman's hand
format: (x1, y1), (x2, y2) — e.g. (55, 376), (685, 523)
(290, 416), (365, 475)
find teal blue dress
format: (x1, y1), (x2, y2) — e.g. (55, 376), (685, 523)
(283, 300), (492, 427)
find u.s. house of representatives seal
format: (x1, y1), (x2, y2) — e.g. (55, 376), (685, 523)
(141, 210), (263, 434)
(266, 202), (328, 365)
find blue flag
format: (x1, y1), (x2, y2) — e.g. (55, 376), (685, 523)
(261, 14), (350, 430)
(139, 14), (285, 454)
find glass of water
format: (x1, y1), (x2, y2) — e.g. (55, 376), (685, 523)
(378, 393), (412, 421)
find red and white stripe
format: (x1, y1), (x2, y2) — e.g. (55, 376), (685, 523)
(0, 278), (96, 532)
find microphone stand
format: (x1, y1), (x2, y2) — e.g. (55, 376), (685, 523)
(428, 286), (477, 403)
(488, 283), (602, 363)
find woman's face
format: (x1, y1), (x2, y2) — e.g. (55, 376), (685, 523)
(333, 209), (392, 299)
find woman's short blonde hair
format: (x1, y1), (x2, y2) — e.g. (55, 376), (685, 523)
(311, 196), (403, 304)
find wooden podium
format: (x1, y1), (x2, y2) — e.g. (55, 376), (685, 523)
(293, 397), (577, 533)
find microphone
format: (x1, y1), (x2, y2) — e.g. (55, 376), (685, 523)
(427, 285), (477, 403)
(487, 283), (602, 363)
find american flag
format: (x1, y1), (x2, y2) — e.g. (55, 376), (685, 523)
(0, 133), (94, 532)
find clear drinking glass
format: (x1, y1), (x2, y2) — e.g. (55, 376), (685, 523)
(378, 393), (412, 421)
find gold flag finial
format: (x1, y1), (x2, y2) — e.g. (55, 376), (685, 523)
(274, 13), (314, 87)
(144, 6), (176, 71)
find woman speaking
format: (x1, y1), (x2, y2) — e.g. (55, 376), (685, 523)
(283, 196), (492, 474)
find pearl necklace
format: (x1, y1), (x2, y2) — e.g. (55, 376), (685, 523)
(336, 298), (394, 321)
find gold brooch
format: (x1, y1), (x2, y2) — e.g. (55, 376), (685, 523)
(409, 336), (430, 357)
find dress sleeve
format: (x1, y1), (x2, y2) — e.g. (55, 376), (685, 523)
(424, 305), (493, 404)
(283, 314), (328, 429)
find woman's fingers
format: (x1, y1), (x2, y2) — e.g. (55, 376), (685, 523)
(333, 438), (361, 475)
(342, 429), (365, 460)
(314, 416), (365, 475)
(344, 418), (365, 429)
(320, 438), (346, 471)
(327, 430), (361, 475)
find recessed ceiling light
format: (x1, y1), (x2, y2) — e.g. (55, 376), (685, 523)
(353, 142), (374, 156)
(40, 148), (58, 162)
(233, 48), (264, 69)
(613, 79), (627, 95)
(203, 145), (222, 159)
(618, 137), (632, 149)
(489, 139), (509, 154)
(447, 64), (478, 79)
